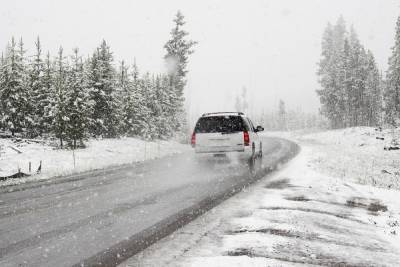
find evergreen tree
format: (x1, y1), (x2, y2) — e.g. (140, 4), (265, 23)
(342, 37), (352, 126)
(17, 38), (33, 134)
(65, 48), (91, 148)
(164, 11), (197, 133)
(348, 28), (368, 126)
(317, 20), (346, 128)
(51, 47), (69, 148)
(0, 37), (30, 135)
(278, 99), (287, 130)
(151, 75), (170, 139)
(42, 51), (55, 134)
(121, 61), (147, 136)
(364, 51), (382, 126)
(117, 60), (129, 97)
(158, 74), (175, 138)
(141, 72), (157, 139)
(87, 40), (120, 137)
(385, 15), (400, 125)
(116, 60), (130, 134)
(29, 36), (51, 136)
(0, 51), (7, 131)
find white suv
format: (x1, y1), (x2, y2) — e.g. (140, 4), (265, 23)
(191, 112), (264, 165)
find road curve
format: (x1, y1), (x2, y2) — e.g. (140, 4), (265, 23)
(0, 137), (298, 267)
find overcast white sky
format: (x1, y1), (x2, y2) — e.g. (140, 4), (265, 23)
(1, 0), (399, 119)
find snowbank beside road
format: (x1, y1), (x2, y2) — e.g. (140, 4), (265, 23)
(0, 137), (189, 187)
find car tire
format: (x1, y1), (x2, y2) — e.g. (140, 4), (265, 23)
(248, 144), (257, 177)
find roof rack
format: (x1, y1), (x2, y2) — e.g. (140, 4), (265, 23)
(201, 112), (244, 117)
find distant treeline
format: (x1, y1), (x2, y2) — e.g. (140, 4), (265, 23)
(0, 11), (196, 148)
(317, 16), (400, 129)
(255, 100), (327, 131)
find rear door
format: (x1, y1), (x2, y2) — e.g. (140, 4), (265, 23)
(247, 118), (260, 151)
(194, 115), (246, 152)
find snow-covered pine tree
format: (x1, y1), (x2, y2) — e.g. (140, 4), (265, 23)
(42, 51), (55, 135)
(132, 58), (139, 83)
(29, 36), (51, 136)
(348, 28), (368, 126)
(364, 51), (382, 126)
(0, 37), (30, 136)
(163, 74), (181, 135)
(317, 21), (346, 128)
(155, 74), (174, 138)
(121, 60), (147, 137)
(87, 40), (120, 138)
(0, 51), (7, 131)
(141, 72), (157, 139)
(234, 87), (249, 114)
(342, 37), (353, 127)
(278, 99), (287, 130)
(65, 48), (91, 148)
(331, 17), (347, 128)
(116, 60), (130, 135)
(161, 74), (177, 137)
(117, 60), (129, 97)
(51, 47), (69, 148)
(164, 11), (197, 134)
(385, 15), (400, 126)
(152, 74), (169, 139)
(234, 95), (242, 112)
(17, 38), (34, 136)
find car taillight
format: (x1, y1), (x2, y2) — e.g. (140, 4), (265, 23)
(191, 132), (196, 147)
(243, 131), (250, 146)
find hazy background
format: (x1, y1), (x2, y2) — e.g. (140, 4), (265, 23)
(1, 0), (399, 120)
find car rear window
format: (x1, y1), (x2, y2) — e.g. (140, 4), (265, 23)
(194, 116), (247, 133)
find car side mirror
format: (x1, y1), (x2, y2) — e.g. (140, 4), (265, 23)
(256, 126), (264, 132)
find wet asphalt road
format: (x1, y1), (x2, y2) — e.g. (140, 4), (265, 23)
(0, 137), (298, 267)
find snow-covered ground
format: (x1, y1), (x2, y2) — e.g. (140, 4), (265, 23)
(265, 127), (400, 190)
(0, 137), (189, 187)
(299, 127), (400, 190)
(121, 127), (400, 266)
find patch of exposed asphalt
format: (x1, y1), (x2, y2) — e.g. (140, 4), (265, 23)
(227, 227), (386, 252)
(346, 197), (388, 213)
(226, 247), (366, 267)
(285, 195), (311, 202)
(367, 202), (388, 212)
(264, 178), (296, 189)
(259, 206), (367, 224)
(281, 195), (388, 215)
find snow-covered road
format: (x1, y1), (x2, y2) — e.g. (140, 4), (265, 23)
(0, 137), (297, 267)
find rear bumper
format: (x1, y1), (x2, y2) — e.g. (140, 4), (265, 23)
(195, 146), (244, 153)
(194, 145), (252, 159)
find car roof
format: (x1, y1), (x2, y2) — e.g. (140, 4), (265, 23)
(201, 112), (245, 117)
